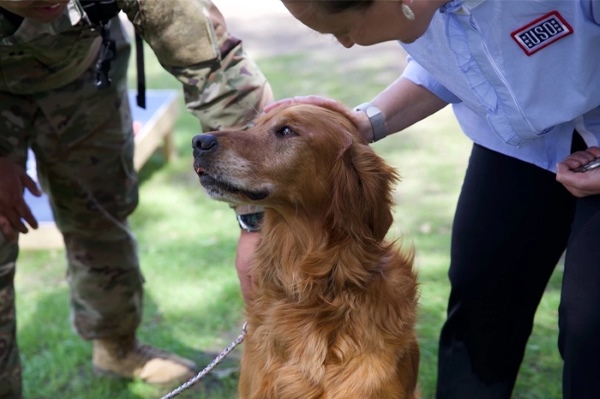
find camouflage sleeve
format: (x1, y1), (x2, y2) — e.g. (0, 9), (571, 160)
(117, 0), (273, 131)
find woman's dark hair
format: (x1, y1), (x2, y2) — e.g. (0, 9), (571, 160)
(318, 0), (374, 14)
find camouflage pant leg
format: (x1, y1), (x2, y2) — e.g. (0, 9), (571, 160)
(0, 92), (41, 399)
(0, 239), (21, 399)
(31, 48), (144, 340)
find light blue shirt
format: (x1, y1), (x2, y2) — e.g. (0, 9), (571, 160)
(400, 0), (600, 171)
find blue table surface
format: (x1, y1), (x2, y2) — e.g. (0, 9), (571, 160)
(24, 90), (178, 224)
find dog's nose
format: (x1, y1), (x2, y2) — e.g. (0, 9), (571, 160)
(192, 134), (218, 152)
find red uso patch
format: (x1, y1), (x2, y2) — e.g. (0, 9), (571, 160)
(511, 11), (573, 56)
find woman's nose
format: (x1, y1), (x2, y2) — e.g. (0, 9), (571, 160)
(336, 35), (355, 49)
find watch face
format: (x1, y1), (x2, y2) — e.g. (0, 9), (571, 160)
(365, 106), (381, 118)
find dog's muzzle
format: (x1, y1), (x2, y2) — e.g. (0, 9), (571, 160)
(192, 133), (219, 174)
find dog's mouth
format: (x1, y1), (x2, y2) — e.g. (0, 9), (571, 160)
(195, 166), (207, 175)
(195, 166), (269, 201)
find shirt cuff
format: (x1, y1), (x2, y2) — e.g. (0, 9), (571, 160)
(401, 56), (462, 104)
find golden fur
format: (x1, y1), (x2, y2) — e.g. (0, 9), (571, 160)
(193, 103), (419, 399)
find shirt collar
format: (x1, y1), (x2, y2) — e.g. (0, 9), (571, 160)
(440, 0), (464, 14)
(440, 0), (486, 14)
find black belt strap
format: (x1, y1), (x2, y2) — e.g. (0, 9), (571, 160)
(81, 0), (146, 109)
(135, 32), (146, 109)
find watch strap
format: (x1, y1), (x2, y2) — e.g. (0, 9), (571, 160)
(354, 102), (387, 143)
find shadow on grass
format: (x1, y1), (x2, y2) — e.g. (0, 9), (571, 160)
(17, 275), (244, 399)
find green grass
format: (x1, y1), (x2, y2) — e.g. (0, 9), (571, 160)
(14, 43), (563, 398)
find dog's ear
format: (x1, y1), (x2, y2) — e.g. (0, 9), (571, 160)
(327, 138), (399, 242)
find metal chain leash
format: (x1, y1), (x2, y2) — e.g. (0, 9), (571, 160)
(158, 322), (247, 399)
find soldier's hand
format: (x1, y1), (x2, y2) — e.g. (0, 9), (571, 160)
(0, 157), (42, 242)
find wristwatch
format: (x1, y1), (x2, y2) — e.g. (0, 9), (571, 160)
(354, 102), (387, 143)
(234, 205), (264, 232)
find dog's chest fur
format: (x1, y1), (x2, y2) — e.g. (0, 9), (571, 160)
(238, 215), (418, 398)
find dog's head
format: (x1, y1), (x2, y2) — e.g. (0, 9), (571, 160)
(192, 103), (399, 241)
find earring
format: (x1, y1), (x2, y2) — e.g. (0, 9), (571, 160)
(402, 2), (415, 20)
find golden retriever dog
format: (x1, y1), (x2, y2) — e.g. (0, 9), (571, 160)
(192, 103), (419, 399)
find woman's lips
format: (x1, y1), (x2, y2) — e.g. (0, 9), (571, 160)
(33, 3), (64, 15)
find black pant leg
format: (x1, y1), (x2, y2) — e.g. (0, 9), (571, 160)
(436, 144), (576, 399)
(559, 194), (600, 399)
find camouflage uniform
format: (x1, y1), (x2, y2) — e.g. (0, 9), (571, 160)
(0, 0), (273, 397)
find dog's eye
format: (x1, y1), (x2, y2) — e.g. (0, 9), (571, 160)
(275, 126), (297, 138)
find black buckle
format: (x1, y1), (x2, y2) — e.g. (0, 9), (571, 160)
(95, 23), (115, 89)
